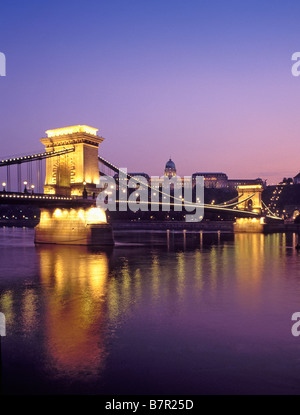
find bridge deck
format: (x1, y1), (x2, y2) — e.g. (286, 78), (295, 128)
(0, 192), (96, 208)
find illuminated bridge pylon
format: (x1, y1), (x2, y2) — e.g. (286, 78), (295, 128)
(41, 125), (104, 197)
(236, 185), (263, 215)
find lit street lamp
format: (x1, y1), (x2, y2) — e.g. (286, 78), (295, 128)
(82, 181), (87, 199)
(23, 181), (28, 193)
(31, 184), (35, 194)
(2, 182), (6, 192)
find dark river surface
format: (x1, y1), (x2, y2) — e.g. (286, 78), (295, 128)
(1, 227), (300, 395)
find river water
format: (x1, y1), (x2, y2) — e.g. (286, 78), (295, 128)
(1, 227), (300, 395)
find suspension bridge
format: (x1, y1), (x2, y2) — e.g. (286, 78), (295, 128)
(0, 125), (282, 245)
(0, 151), (278, 219)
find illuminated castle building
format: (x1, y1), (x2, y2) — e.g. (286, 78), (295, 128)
(192, 172), (228, 189)
(119, 158), (265, 190)
(164, 158), (177, 179)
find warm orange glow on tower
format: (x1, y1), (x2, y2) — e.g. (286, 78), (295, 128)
(41, 125), (104, 196)
(237, 185), (263, 215)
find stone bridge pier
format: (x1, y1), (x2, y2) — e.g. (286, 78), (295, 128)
(35, 125), (114, 246)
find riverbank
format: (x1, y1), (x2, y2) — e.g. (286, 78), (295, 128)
(264, 223), (300, 233)
(2, 219), (300, 234)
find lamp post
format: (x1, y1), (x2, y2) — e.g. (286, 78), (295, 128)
(82, 181), (88, 199)
(2, 182), (6, 192)
(23, 181), (28, 193)
(31, 184), (35, 194)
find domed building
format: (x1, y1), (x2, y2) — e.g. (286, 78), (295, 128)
(164, 158), (176, 179)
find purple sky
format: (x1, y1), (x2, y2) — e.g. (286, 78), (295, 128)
(1, 0), (300, 184)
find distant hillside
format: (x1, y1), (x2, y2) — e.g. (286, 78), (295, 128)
(262, 184), (300, 216)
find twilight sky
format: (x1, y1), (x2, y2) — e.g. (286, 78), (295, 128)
(1, 0), (300, 184)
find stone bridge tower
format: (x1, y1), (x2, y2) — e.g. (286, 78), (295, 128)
(41, 125), (104, 196)
(237, 185), (263, 215)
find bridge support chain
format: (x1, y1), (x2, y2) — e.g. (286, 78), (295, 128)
(27, 162), (33, 188)
(6, 165), (11, 191)
(34, 207), (114, 246)
(36, 159), (43, 193)
(17, 163), (22, 193)
(233, 217), (266, 233)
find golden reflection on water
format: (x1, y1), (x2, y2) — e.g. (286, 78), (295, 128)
(233, 233), (290, 310)
(107, 275), (120, 323)
(22, 290), (38, 335)
(209, 247), (218, 293)
(0, 290), (13, 326)
(38, 246), (109, 377)
(176, 252), (185, 300)
(234, 233), (265, 308)
(134, 268), (142, 303)
(194, 250), (203, 290)
(120, 259), (132, 312)
(151, 254), (160, 300)
(1, 229), (295, 386)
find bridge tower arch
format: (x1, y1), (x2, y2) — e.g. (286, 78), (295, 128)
(41, 125), (104, 197)
(237, 185), (263, 215)
(234, 184), (265, 233)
